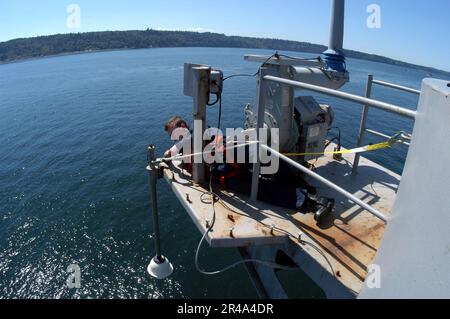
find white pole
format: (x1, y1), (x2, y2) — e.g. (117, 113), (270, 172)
(192, 67), (210, 184)
(329, 0), (345, 52)
(353, 74), (373, 174)
(250, 68), (268, 201)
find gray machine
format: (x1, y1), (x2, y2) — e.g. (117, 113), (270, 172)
(241, 0), (348, 165)
(294, 96), (334, 162)
(244, 95), (334, 162)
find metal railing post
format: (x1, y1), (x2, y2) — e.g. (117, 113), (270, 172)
(146, 145), (174, 279)
(148, 146), (163, 260)
(353, 74), (373, 175)
(250, 68), (268, 201)
(192, 67), (210, 184)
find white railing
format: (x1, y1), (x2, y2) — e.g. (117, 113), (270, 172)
(250, 72), (421, 223)
(352, 75), (418, 174)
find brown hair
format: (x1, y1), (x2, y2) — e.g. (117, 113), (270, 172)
(164, 116), (188, 132)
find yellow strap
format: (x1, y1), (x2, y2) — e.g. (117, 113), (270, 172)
(283, 132), (405, 157)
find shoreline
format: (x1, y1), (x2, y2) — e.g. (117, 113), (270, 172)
(0, 48), (136, 66)
(0, 45), (448, 78)
(1, 30), (449, 75)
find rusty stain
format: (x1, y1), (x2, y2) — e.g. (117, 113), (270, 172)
(227, 214), (236, 223)
(163, 153), (400, 293)
(293, 214), (386, 281)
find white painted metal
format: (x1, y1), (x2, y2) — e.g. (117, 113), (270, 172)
(251, 68), (268, 201)
(365, 129), (411, 146)
(360, 78), (450, 299)
(162, 144), (400, 296)
(372, 79), (421, 95)
(353, 75), (416, 174)
(353, 74), (374, 174)
(292, 66), (348, 90)
(263, 75), (417, 119)
(191, 66), (210, 184)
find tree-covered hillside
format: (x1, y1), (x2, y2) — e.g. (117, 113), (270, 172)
(0, 29), (448, 76)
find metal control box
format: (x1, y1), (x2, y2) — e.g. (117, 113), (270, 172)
(294, 96), (333, 162)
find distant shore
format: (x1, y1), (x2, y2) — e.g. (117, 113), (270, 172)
(0, 48), (132, 66)
(1, 30), (449, 76)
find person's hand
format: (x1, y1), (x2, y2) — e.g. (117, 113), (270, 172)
(164, 150), (172, 158)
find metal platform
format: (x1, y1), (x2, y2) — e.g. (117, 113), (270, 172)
(161, 143), (400, 295)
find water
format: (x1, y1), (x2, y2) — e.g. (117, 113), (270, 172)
(0, 47), (448, 299)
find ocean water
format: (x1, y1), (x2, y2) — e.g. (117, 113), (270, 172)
(0, 47), (448, 299)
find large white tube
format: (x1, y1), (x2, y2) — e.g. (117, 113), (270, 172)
(328, 0), (345, 52)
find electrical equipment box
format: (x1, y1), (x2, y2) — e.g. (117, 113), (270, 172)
(184, 63), (223, 98)
(210, 69), (223, 94)
(294, 96), (333, 162)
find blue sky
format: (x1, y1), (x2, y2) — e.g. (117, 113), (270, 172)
(1, 0), (449, 71)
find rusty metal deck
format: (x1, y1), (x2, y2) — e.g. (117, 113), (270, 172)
(161, 144), (400, 294)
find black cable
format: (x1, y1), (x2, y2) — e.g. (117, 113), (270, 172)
(207, 93), (220, 106)
(199, 187), (336, 276)
(223, 52), (278, 82)
(223, 52), (322, 83)
(220, 52), (321, 139)
(333, 127), (342, 148)
(277, 53), (322, 62)
(223, 73), (255, 81)
(326, 127), (342, 148)
(217, 94), (222, 130)
(195, 168), (300, 275)
(256, 52), (279, 73)
(213, 83), (223, 131)
(218, 53), (279, 129)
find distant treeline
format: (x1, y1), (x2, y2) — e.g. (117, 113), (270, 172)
(0, 29), (448, 75)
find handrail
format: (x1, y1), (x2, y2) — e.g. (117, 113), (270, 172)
(263, 75), (417, 119)
(249, 74), (416, 223)
(372, 79), (421, 95)
(259, 144), (389, 223)
(366, 129), (411, 147)
(353, 75), (418, 174)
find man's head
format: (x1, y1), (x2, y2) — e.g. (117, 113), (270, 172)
(164, 116), (188, 135)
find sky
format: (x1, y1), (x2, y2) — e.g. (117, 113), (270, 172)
(1, 0), (449, 71)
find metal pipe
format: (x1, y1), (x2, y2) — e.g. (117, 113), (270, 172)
(244, 55), (322, 68)
(147, 145), (163, 261)
(372, 79), (421, 95)
(263, 75), (417, 119)
(328, 0), (345, 52)
(366, 129), (411, 146)
(192, 67), (210, 184)
(323, 0), (346, 72)
(259, 144), (389, 223)
(353, 74), (374, 174)
(251, 68), (268, 201)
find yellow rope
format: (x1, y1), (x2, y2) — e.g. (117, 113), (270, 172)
(283, 132), (406, 157)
